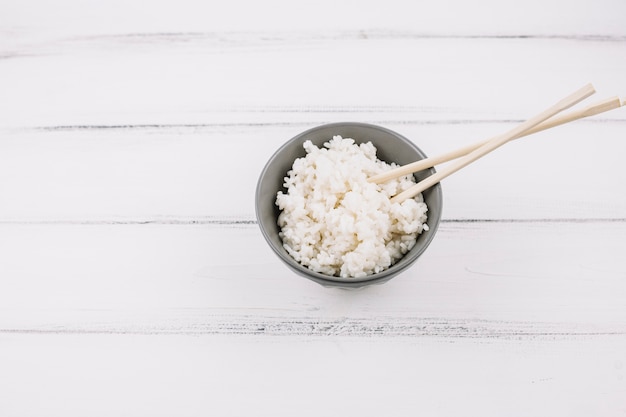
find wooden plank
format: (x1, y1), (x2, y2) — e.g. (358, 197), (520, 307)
(1, 333), (625, 416)
(1, 221), (624, 332)
(1, 120), (624, 221)
(1, 36), (625, 127)
(3, 0), (625, 40)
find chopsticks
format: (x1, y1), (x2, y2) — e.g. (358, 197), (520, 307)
(369, 84), (624, 204)
(369, 95), (623, 186)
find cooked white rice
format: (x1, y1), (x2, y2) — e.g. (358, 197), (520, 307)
(275, 135), (429, 278)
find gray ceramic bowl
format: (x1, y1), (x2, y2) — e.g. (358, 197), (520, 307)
(255, 122), (442, 288)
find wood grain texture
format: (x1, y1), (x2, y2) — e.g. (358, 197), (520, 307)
(1, 121), (625, 221)
(1, 222), (624, 332)
(1, 333), (624, 417)
(2, 0), (626, 415)
(1, 35), (625, 127)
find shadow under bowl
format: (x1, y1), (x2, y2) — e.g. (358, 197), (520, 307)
(255, 122), (443, 289)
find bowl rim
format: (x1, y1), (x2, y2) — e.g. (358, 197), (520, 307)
(255, 121), (443, 285)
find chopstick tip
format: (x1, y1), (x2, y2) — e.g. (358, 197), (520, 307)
(582, 82), (596, 95)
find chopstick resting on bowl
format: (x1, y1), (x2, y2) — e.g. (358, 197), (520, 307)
(370, 84), (624, 204)
(388, 83), (596, 203)
(369, 95), (624, 186)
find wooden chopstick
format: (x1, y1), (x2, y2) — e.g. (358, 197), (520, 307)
(389, 83), (596, 204)
(370, 95), (623, 185)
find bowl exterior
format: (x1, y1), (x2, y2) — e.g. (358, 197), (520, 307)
(255, 122), (442, 288)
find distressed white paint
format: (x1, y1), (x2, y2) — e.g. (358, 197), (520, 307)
(1, 0), (626, 415)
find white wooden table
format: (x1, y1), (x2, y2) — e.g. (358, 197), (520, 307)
(2, 1), (626, 415)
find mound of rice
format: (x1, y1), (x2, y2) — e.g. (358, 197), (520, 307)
(275, 135), (429, 278)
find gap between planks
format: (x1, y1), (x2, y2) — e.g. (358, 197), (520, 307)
(1, 316), (624, 339)
(22, 117), (626, 132)
(1, 217), (626, 226)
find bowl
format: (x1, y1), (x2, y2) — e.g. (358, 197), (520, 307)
(255, 122), (443, 288)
